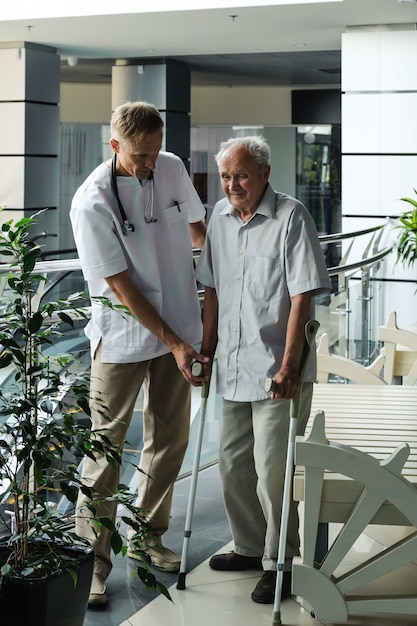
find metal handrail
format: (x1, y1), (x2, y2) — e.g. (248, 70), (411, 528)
(318, 222), (386, 244)
(0, 258), (82, 276)
(0, 224), (393, 283)
(327, 244), (393, 277)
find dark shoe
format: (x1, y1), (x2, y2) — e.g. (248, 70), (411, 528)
(251, 571), (292, 604)
(209, 551), (262, 571)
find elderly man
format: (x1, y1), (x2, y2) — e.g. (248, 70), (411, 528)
(195, 135), (331, 604)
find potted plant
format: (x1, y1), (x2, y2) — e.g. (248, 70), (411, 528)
(396, 188), (417, 271)
(0, 212), (170, 626)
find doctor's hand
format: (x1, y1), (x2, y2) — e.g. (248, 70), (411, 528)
(171, 342), (209, 386)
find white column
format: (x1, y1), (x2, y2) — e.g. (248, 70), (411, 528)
(341, 28), (417, 328)
(111, 59), (191, 164)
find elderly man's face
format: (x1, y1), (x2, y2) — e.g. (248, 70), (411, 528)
(218, 146), (270, 218)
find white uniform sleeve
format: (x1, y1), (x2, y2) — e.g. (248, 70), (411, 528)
(70, 180), (128, 282)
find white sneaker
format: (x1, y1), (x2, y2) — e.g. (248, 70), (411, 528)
(88, 572), (108, 606)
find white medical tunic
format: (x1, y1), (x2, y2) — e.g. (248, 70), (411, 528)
(195, 185), (331, 401)
(70, 151), (205, 363)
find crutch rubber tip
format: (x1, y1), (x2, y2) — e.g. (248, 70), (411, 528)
(176, 573), (186, 590)
(270, 612), (282, 625)
(264, 377), (277, 393)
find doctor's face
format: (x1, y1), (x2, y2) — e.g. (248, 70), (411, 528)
(110, 129), (163, 180)
(218, 146), (270, 219)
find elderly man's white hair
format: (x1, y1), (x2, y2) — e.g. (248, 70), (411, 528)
(214, 135), (271, 169)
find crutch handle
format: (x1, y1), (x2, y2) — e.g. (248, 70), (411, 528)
(192, 361), (204, 377)
(264, 320), (320, 394)
(192, 360), (210, 399)
(264, 377), (276, 393)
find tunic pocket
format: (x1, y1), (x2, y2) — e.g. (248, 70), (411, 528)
(164, 202), (190, 247)
(102, 292), (162, 356)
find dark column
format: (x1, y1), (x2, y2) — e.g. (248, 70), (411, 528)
(0, 42), (60, 249)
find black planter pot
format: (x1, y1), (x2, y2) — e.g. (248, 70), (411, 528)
(0, 544), (94, 626)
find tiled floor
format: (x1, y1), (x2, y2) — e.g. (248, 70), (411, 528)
(83, 462), (231, 626)
(84, 462), (417, 626)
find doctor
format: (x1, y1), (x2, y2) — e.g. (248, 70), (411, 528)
(70, 101), (207, 607)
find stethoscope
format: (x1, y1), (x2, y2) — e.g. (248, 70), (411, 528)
(111, 153), (157, 235)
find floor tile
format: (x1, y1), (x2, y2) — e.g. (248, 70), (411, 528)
(364, 524), (415, 553)
(125, 577), (319, 626)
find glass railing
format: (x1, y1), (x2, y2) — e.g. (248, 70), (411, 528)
(316, 221), (392, 365)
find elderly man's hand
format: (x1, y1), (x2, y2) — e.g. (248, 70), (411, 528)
(267, 367), (300, 400)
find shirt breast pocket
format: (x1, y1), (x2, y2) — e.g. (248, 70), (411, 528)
(246, 255), (282, 301)
(164, 202), (190, 247)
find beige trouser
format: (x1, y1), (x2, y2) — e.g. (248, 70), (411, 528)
(219, 383), (313, 571)
(75, 345), (190, 579)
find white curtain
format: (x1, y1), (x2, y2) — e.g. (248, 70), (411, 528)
(59, 124), (105, 251)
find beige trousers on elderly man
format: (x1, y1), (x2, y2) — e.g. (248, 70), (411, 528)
(75, 343), (190, 580)
(219, 383), (313, 572)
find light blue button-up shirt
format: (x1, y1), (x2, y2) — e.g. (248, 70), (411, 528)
(195, 185), (331, 401)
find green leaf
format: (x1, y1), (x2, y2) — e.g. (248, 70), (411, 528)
(23, 247), (41, 274)
(99, 517), (117, 532)
(110, 531), (123, 555)
(62, 483), (79, 503)
(28, 311), (44, 333)
(57, 312), (74, 327)
(68, 569), (78, 587)
(0, 352), (13, 369)
(1, 563), (13, 577)
(157, 581), (172, 601)
(20, 566), (35, 577)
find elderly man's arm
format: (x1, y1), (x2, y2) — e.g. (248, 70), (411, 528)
(199, 286), (218, 381)
(189, 220), (207, 250)
(270, 291), (313, 400)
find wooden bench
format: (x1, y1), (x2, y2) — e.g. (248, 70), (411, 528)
(317, 333), (386, 385)
(293, 384), (417, 622)
(378, 311), (417, 385)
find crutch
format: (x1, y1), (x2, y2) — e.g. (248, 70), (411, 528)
(177, 360), (210, 590)
(264, 319), (320, 626)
